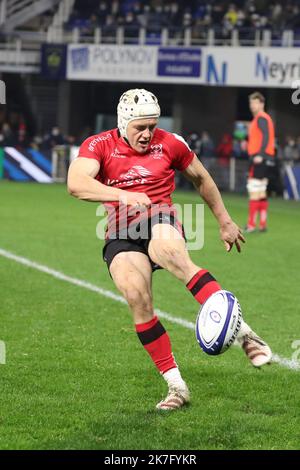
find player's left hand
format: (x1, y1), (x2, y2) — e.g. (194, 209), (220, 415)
(220, 221), (245, 253)
(253, 155), (263, 164)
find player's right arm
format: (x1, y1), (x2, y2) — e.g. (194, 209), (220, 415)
(67, 157), (151, 207)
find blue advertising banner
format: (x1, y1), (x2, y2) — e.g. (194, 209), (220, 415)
(3, 147), (52, 182)
(41, 44), (67, 79)
(157, 47), (201, 78)
(66, 45), (300, 87)
(284, 165), (300, 200)
(70, 46), (90, 72)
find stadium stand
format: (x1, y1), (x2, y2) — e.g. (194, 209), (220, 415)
(1, 0), (300, 48)
(64, 0), (300, 46)
(1, 0), (300, 197)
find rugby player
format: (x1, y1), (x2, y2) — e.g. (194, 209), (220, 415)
(246, 92), (275, 232)
(68, 89), (272, 411)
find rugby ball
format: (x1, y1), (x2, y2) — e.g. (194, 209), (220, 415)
(195, 290), (242, 355)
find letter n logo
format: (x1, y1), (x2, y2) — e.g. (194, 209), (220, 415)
(206, 55), (227, 84)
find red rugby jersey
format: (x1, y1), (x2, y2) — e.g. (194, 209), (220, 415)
(78, 128), (194, 236)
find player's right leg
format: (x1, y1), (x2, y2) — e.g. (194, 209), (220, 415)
(109, 250), (189, 410)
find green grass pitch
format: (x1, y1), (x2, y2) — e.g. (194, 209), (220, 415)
(0, 181), (300, 450)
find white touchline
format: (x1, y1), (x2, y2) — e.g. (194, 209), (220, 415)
(0, 248), (298, 371)
(0, 248), (193, 330)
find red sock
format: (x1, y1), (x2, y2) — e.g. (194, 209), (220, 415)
(259, 199), (268, 229)
(186, 269), (221, 304)
(135, 316), (177, 374)
(247, 200), (260, 229)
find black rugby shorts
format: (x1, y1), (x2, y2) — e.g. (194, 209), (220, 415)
(103, 212), (185, 273)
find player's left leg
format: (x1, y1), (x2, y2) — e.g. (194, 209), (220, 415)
(109, 251), (189, 410)
(246, 181), (260, 232)
(148, 223), (272, 367)
(247, 165), (269, 232)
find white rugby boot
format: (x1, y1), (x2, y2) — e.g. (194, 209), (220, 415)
(156, 382), (190, 411)
(236, 321), (272, 367)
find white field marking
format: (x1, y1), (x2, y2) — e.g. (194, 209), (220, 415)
(0, 248), (194, 330)
(0, 248), (298, 371)
(271, 354), (300, 371)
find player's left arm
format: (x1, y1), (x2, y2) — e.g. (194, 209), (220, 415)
(254, 117), (269, 163)
(182, 155), (245, 253)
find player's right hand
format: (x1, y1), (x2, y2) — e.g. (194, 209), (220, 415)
(119, 190), (151, 209)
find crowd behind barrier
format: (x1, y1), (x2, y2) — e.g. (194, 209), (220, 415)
(1, 114), (300, 164)
(1, 132), (299, 200)
(68, 0), (300, 43)
(1, 107), (299, 196)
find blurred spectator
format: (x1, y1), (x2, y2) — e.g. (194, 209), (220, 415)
(30, 135), (43, 150)
(232, 121), (248, 159)
(270, 1), (283, 28)
(216, 133), (232, 189)
(199, 131), (215, 159)
(97, 1), (109, 24)
(183, 12), (193, 28)
(198, 131), (216, 172)
(186, 131), (201, 155)
(17, 120), (27, 146)
(233, 138), (248, 159)
(216, 133), (233, 167)
(224, 4), (239, 27)
(43, 126), (66, 149)
(123, 11), (139, 39)
(283, 136), (299, 163)
(0, 123), (16, 146)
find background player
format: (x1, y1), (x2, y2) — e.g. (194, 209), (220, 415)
(245, 92), (275, 232)
(67, 89), (272, 411)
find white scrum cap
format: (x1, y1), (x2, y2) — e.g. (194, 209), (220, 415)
(117, 88), (160, 139)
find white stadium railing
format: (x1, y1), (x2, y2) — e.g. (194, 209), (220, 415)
(0, 24), (297, 72)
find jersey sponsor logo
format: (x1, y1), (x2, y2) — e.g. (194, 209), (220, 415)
(120, 165), (152, 180)
(150, 143), (163, 159)
(111, 147), (126, 159)
(88, 133), (112, 152)
(107, 165), (152, 187)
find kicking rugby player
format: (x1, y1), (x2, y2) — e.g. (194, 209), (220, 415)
(68, 89), (272, 410)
